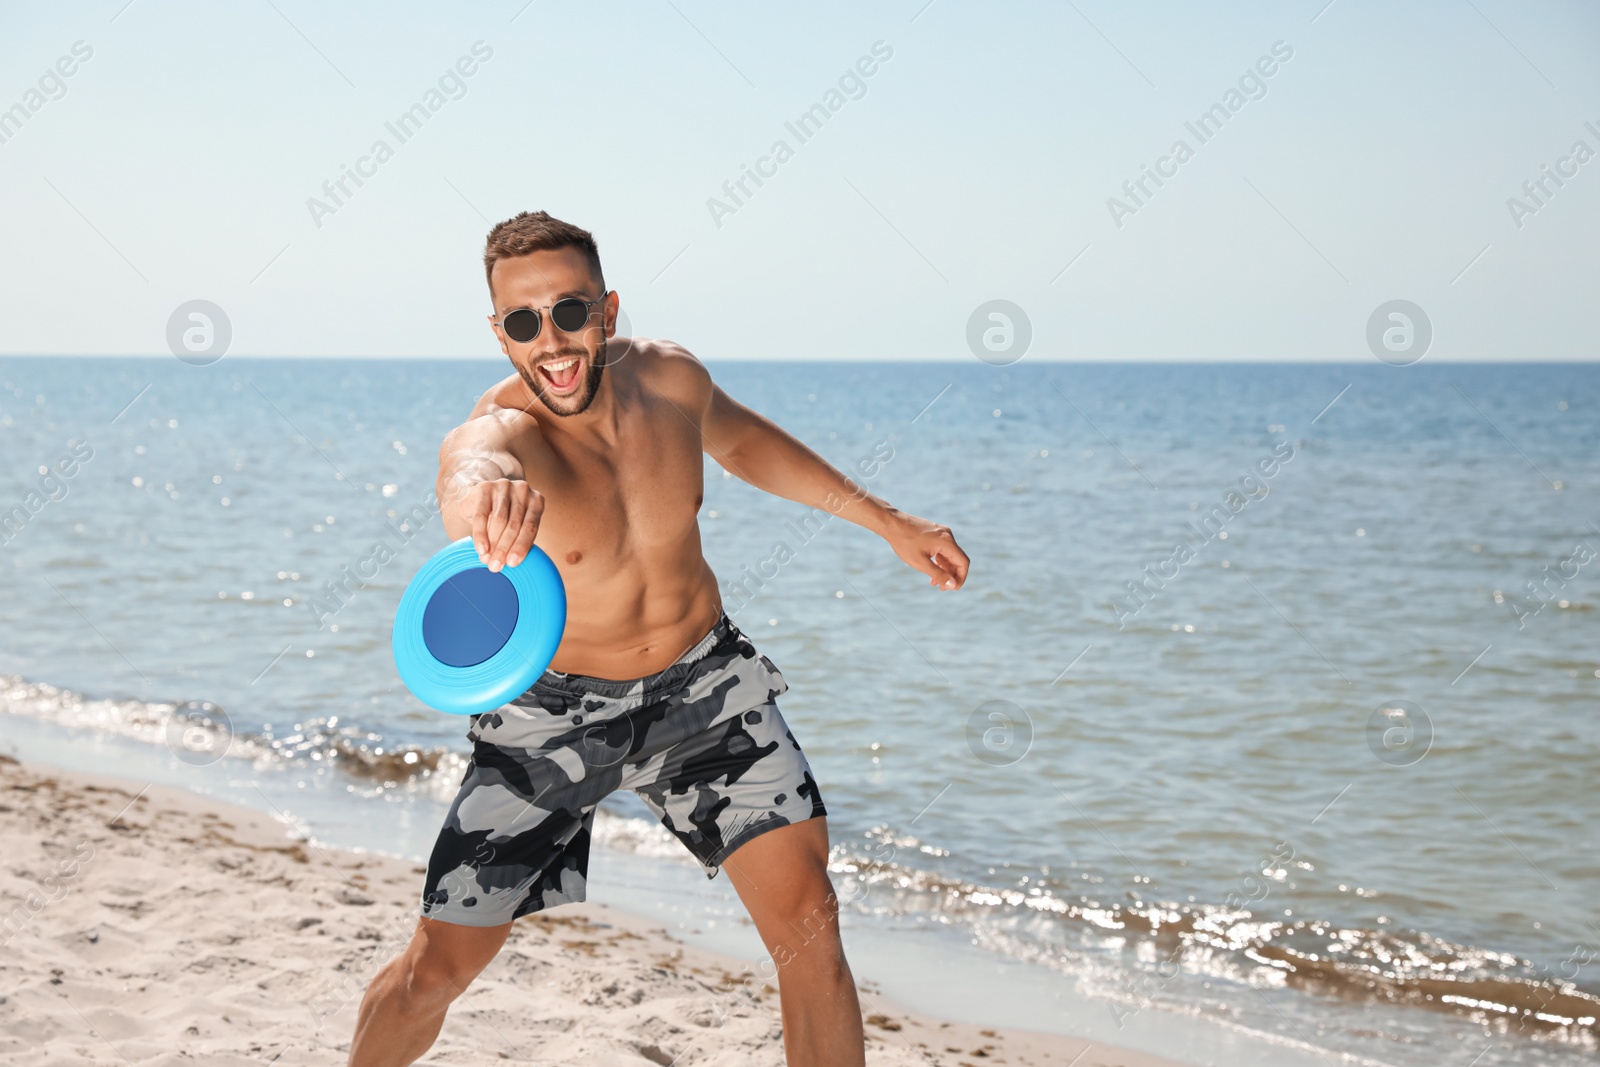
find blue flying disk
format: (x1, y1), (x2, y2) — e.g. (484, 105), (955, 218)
(393, 537), (566, 715)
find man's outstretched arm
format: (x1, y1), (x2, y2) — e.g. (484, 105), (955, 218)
(699, 374), (970, 591)
(435, 404), (545, 572)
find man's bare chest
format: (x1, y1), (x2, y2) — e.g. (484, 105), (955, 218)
(528, 409), (705, 561)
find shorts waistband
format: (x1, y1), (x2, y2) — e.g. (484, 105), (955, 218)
(534, 614), (735, 699)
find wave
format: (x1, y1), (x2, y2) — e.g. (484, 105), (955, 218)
(825, 824), (1599, 1051)
(0, 673), (470, 803)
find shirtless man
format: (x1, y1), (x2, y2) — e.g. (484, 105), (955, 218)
(347, 211), (969, 1067)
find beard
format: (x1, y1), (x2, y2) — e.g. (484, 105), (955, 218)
(517, 337), (608, 417)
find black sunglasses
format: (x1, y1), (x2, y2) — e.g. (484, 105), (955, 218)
(493, 291), (610, 344)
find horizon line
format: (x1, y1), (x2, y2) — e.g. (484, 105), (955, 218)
(3, 354), (1597, 364)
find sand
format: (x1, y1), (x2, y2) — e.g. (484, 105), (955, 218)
(0, 754), (1192, 1066)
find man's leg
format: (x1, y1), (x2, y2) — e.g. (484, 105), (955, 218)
(347, 916), (511, 1067)
(721, 817), (865, 1067)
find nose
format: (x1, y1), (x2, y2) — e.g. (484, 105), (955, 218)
(528, 324), (572, 361)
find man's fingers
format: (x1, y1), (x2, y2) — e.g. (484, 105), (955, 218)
(481, 486), (513, 567)
(487, 494), (525, 571)
(483, 487), (544, 569)
(457, 481), (543, 568)
(923, 530), (969, 590)
(467, 488), (494, 558)
(506, 505), (540, 568)
(932, 551), (965, 589)
(903, 546), (950, 588)
(937, 536), (971, 587)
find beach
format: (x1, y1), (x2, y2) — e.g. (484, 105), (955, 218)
(0, 753), (1189, 1066)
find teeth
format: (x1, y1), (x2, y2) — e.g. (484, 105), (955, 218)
(543, 359), (578, 373)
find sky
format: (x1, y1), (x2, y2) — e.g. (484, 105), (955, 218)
(0, 0), (1596, 361)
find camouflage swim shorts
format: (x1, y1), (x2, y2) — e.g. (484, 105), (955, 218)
(419, 613), (827, 927)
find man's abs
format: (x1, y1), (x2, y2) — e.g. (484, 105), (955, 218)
(546, 546), (724, 680)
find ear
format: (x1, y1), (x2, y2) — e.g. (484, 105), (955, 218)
(487, 314), (512, 358)
(604, 291), (620, 338)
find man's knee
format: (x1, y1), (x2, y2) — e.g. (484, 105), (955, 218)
(767, 910), (848, 984)
(760, 875), (845, 964)
(400, 953), (474, 1009)
(786, 889), (839, 944)
(726, 818), (849, 962)
(394, 919), (508, 1008)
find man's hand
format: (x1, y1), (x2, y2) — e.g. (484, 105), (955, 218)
(885, 514), (970, 591)
(458, 479), (543, 572)
(436, 408), (546, 571)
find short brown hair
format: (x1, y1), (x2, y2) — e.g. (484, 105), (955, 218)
(483, 211), (605, 298)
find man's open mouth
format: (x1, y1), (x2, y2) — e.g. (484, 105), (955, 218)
(537, 357), (583, 394)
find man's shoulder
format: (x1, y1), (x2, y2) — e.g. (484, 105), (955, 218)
(627, 336), (712, 404)
(470, 372), (537, 420)
(447, 376), (548, 462)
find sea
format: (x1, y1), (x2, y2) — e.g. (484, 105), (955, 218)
(2, 356), (1596, 1067)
